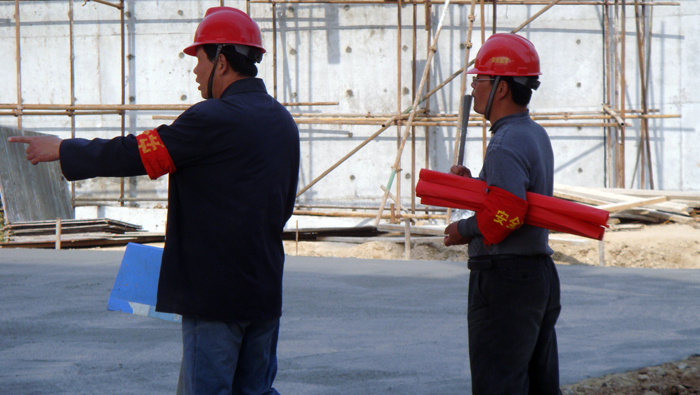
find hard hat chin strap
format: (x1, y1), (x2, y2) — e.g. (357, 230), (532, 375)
(207, 44), (223, 100)
(483, 76), (501, 121)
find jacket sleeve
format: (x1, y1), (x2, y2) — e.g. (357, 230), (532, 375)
(59, 136), (146, 181)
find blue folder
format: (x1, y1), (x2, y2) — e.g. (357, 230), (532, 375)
(107, 242), (181, 323)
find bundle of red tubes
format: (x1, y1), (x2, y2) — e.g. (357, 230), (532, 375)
(416, 169), (609, 240)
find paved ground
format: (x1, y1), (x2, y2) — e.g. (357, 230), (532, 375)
(1, 249), (700, 394)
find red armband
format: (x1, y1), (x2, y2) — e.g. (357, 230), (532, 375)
(136, 129), (176, 180)
(476, 186), (529, 246)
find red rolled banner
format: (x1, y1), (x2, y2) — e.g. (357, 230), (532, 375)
(416, 169), (609, 240)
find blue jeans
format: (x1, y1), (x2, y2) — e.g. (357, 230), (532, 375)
(176, 316), (281, 395)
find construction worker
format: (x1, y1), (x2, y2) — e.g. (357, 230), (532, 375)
(443, 33), (562, 394)
(10, 7), (299, 395)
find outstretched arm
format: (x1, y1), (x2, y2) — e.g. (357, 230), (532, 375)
(8, 135), (62, 165)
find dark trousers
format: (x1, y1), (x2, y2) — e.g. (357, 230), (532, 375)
(467, 254), (563, 395)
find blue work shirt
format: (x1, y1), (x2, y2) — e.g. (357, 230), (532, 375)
(458, 111), (554, 257)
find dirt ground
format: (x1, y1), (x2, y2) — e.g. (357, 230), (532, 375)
(283, 223), (700, 270)
(283, 222), (700, 394)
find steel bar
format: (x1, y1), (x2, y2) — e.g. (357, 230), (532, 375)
(452, 0), (478, 168)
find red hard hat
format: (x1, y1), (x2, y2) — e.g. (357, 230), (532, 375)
(183, 7), (265, 57)
(467, 33), (541, 76)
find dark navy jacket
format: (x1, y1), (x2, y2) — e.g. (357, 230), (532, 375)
(60, 78), (300, 321)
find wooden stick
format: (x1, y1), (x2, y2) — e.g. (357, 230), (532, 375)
(404, 218), (411, 260)
(56, 218), (62, 250)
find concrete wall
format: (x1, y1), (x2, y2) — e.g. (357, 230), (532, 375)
(0, 0), (697, 228)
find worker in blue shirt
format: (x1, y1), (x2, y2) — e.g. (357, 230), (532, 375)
(10, 7), (299, 395)
(444, 34), (562, 395)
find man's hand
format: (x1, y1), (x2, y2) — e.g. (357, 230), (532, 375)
(444, 221), (473, 246)
(7, 135), (62, 165)
(450, 165), (472, 178)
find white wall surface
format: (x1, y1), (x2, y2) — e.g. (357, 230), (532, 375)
(0, 0), (696, 226)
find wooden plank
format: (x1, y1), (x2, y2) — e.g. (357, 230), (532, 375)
(317, 236), (442, 244)
(555, 184), (690, 215)
(549, 235), (593, 246)
(598, 187), (700, 202)
(612, 208), (693, 224)
(596, 196), (668, 212)
(377, 223), (446, 236)
(552, 189), (611, 206)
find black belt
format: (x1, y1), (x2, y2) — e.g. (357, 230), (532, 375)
(467, 254), (546, 271)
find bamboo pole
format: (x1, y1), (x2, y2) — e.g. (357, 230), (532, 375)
(70, 0), (77, 207)
(120, 0), (126, 207)
(246, 0), (678, 4)
(396, 0), (404, 227)
(603, 2), (612, 187)
(619, 0), (627, 188)
(295, 115), (400, 197)
(447, 0), (478, 221)
(632, 0), (652, 189)
(86, 0), (122, 9)
(643, 2), (654, 188)
(14, 0), (22, 131)
(293, 210), (447, 220)
(272, 2), (278, 99)
(0, 0), (679, 4)
(374, 0), (452, 226)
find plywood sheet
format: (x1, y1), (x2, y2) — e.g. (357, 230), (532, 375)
(0, 126), (74, 224)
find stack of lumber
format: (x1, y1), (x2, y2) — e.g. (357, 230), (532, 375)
(1, 218), (165, 249)
(553, 185), (700, 225)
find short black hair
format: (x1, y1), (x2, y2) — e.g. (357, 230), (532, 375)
(501, 76), (537, 106)
(202, 44), (258, 78)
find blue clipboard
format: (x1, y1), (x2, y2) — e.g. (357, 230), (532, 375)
(107, 242), (181, 323)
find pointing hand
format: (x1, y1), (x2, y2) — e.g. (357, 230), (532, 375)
(7, 135), (62, 165)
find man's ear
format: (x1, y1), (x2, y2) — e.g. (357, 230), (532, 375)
(217, 53), (229, 74)
(495, 79), (510, 101)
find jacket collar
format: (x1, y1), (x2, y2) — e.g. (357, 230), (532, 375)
(220, 78), (267, 99)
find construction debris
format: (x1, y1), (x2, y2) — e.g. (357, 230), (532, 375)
(554, 185), (699, 226)
(0, 218), (164, 249)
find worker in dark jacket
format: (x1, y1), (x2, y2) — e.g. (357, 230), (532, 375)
(10, 7), (299, 395)
(443, 34), (562, 395)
